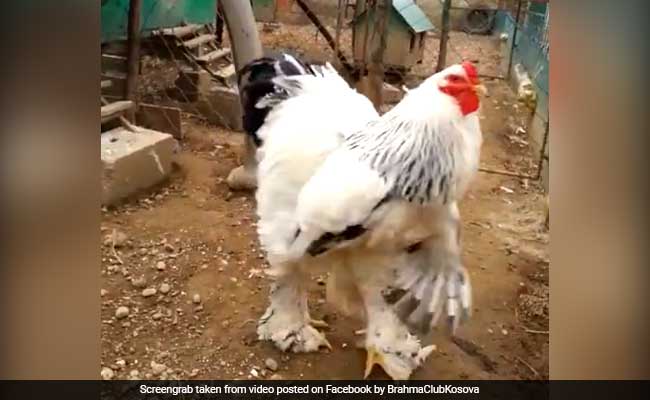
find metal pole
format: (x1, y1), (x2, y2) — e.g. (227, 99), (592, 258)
(507, 0), (523, 79)
(125, 0), (142, 101)
(436, 0), (451, 72)
(220, 0), (263, 73)
(220, 0), (264, 190)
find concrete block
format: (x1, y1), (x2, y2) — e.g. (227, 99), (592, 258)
(136, 103), (183, 139)
(383, 83), (404, 104)
(198, 86), (242, 131)
(101, 127), (176, 205)
(175, 68), (212, 102)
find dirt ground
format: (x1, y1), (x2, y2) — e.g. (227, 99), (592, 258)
(100, 24), (548, 381)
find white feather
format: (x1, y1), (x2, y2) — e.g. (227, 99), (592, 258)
(255, 65), (378, 261)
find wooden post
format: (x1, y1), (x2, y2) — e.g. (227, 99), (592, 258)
(125, 0), (142, 101)
(366, 0), (391, 109)
(334, 0), (344, 57)
(360, 0), (371, 75)
(436, 0), (451, 72)
(215, 2), (225, 47)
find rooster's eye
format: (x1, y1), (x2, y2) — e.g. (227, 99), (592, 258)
(448, 75), (462, 82)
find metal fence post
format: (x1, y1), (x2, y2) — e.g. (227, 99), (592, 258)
(507, 0), (523, 79)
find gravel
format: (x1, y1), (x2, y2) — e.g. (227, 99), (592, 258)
(192, 294), (201, 304)
(142, 288), (157, 297)
(131, 276), (147, 288)
(151, 360), (166, 376)
(156, 261), (166, 271)
(264, 358), (278, 371)
(159, 283), (171, 294)
(101, 367), (115, 380)
(115, 306), (130, 319)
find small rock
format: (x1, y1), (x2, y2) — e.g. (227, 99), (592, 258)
(221, 320), (230, 328)
(115, 306), (130, 319)
(116, 359), (126, 369)
(101, 367), (114, 380)
(341, 343), (348, 348)
(129, 370), (140, 379)
(152, 312), (163, 320)
(230, 277), (238, 283)
(487, 328), (494, 334)
(107, 230), (128, 248)
(192, 294), (201, 304)
(164, 243), (175, 253)
(142, 288), (157, 297)
(200, 264), (208, 270)
(250, 368), (259, 378)
(156, 261), (166, 271)
(264, 358), (278, 371)
(100, 289), (108, 297)
(269, 373), (284, 380)
(150, 360), (166, 376)
(501, 329), (509, 336)
(189, 368), (199, 377)
(131, 276), (147, 288)
(159, 283), (171, 294)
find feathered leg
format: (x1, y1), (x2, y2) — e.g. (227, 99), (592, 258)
(349, 254), (435, 380)
(257, 261), (332, 352)
(393, 202), (472, 333)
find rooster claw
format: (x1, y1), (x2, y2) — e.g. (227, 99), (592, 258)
(363, 344), (435, 380)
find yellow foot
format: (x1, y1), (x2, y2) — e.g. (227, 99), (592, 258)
(363, 344), (436, 380)
(364, 346), (386, 379)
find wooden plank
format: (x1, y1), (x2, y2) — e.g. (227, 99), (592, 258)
(215, 64), (236, 80)
(196, 48), (231, 63)
(101, 101), (135, 124)
(155, 24), (202, 38)
(136, 103), (183, 139)
(182, 34), (216, 49)
(101, 54), (127, 73)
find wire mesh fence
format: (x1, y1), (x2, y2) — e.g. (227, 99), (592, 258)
(101, 0), (548, 159)
(101, 0), (238, 137)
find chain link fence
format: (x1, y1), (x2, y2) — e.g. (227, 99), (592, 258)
(101, 0), (238, 138)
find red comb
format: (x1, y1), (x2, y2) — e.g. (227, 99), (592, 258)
(461, 61), (478, 80)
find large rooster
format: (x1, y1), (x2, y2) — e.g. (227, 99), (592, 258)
(240, 54), (483, 380)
